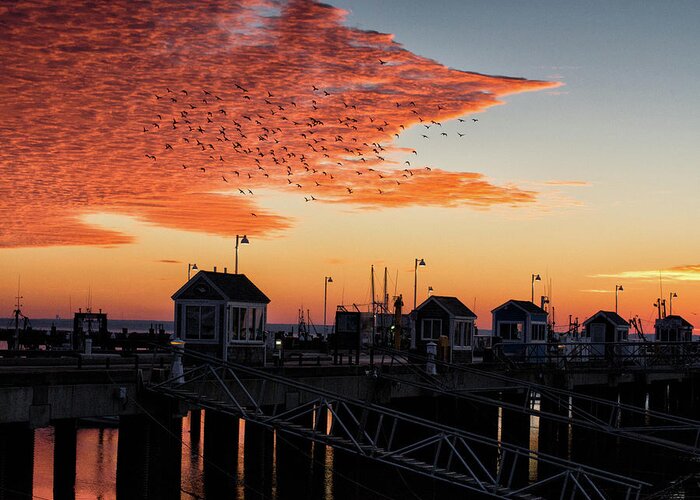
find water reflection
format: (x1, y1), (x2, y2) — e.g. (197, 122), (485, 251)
(28, 399), (700, 499)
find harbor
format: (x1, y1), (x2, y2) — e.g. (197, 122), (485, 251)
(1, 269), (699, 499)
(2, 0), (700, 498)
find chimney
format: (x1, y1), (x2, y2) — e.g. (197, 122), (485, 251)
(224, 267), (227, 274)
(213, 266), (217, 272)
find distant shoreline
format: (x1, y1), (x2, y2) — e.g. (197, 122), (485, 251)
(0, 317), (300, 335)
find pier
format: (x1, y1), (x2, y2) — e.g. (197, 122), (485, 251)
(1, 341), (700, 499)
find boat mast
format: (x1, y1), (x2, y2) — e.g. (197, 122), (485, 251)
(13, 277), (22, 350)
(371, 265), (376, 344)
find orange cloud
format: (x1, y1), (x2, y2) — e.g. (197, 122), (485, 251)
(0, 0), (558, 248)
(591, 265), (700, 282)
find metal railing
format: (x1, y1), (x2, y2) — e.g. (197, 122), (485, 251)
(516, 341), (700, 369)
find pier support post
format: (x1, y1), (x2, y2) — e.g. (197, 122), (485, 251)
(203, 410), (239, 498)
(448, 396), (499, 477)
(619, 382), (647, 427)
(648, 381), (669, 413)
(117, 415), (150, 499)
(147, 403), (183, 499)
(117, 404), (183, 500)
(244, 419), (274, 500)
(0, 424), (34, 500)
(538, 392), (569, 457)
(500, 390), (531, 488)
(571, 385), (619, 469)
(53, 419), (77, 500)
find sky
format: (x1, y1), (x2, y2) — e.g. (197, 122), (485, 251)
(1, 0), (698, 333)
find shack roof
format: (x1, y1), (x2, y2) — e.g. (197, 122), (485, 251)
(172, 271), (270, 303)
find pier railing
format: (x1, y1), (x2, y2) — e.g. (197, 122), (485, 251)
(519, 341), (700, 369)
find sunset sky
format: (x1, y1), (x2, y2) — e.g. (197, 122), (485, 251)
(1, 0), (698, 333)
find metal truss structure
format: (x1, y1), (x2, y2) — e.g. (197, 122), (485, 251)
(374, 347), (700, 457)
(147, 347), (647, 500)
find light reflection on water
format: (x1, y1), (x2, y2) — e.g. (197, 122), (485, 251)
(34, 426), (119, 500)
(29, 399), (700, 499)
(34, 414), (339, 500)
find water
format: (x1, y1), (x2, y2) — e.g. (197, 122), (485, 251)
(32, 414), (459, 500)
(28, 400), (700, 500)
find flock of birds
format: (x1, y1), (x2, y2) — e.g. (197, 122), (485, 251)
(143, 63), (480, 207)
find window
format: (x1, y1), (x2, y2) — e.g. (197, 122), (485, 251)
(617, 328), (628, 341)
(184, 305), (216, 340)
(531, 323), (546, 342)
(454, 321), (474, 348)
(422, 319), (442, 340)
(498, 322), (523, 341)
(229, 306), (264, 342)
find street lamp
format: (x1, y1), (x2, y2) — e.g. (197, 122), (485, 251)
(235, 235), (249, 274)
(669, 292), (677, 315)
(413, 258), (426, 310)
(323, 276), (333, 339)
(615, 285), (624, 314)
(187, 263), (198, 280)
(531, 274), (541, 303)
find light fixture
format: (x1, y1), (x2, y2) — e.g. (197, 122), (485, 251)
(615, 284), (624, 314)
(414, 258), (427, 310)
(188, 263), (198, 280)
(531, 273), (541, 303)
(235, 235), (250, 274)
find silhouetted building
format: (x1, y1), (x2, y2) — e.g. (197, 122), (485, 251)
(172, 270), (270, 365)
(582, 310), (630, 360)
(582, 311), (630, 343)
(414, 296), (476, 363)
(491, 300), (548, 358)
(655, 315), (694, 342)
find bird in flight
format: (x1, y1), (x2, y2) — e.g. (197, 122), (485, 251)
(379, 59), (387, 65)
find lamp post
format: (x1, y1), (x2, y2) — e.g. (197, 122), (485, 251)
(669, 292), (677, 315)
(615, 285), (624, 314)
(235, 235), (249, 274)
(187, 263), (198, 280)
(323, 276), (333, 339)
(531, 274), (541, 303)
(413, 258), (426, 310)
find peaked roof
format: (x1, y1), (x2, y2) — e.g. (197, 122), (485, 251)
(419, 296), (476, 318)
(492, 299), (547, 315)
(172, 271), (270, 303)
(583, 310), (629, 327)
(656, 315), (694, 328)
